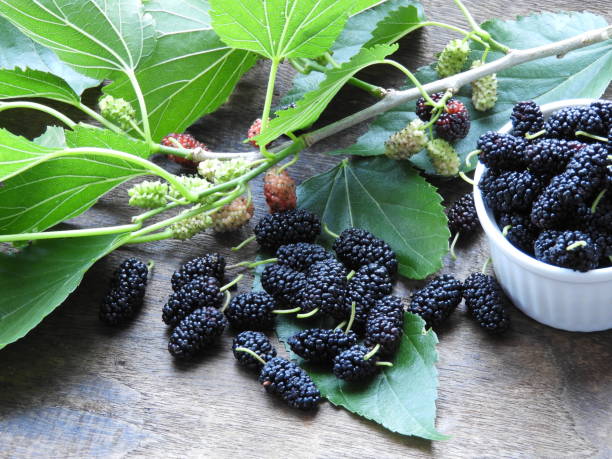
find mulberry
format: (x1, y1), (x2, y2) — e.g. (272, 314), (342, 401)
(447, 193), (479, 235)
(100, 258), (149, 325)
(260, 263), (305, 306)
(276, 243), (332, 272)
(341, 263), (394, 332)
(232, 331), (277, 370)
(99, 95), (136, 131)
(365, 296), (404, 355)
(385, 118), (428, 160)
(258, 357), (321, 410)
(435, 99), (471, 142)
(300, 259), (348, 318)
(463, 273), (511, 334)
(576, 107), (606, 138)
(436, 39), (470, 77)
(545, 107), (582, 139)
(406, 275), (463, 328)
(162, 276), (223, 326)
(168, 307), (227, 358)
(225, 292), (278, 330)
(476, 132), (528, 171)
(510, 101), (545, 138)
(426, 139), (460, 176)
(534, 230), (601, 272)
(470, 60), (497, 112)
(212, 196), (254, 232)
(171, 254), (225, 291)
(479, 169), (544, 213)
(524, 139), (584, 176)
(161, 133), (205, 168)
(288, 328), (358, 363)
(416, 92), (445, 121)
(263, 167), (297, 213)
(497, 212), (539, 255)
(254, 209), (321, 251)
(333, 228), (398, 275)
(128, 181), (169, 208)
(333, 345), (383, 382)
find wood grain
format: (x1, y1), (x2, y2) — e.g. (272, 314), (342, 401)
(1, 1), (611, 457)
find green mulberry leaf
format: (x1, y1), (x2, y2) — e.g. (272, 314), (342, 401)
(0, 68), (80, 105)
(298, 156), (449, 280)
(0, 234), (129, 349)
(209, 0), (354, 60)
(256, 44), (398, 145)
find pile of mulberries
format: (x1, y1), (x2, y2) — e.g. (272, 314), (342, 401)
(477, 100), (611, 271)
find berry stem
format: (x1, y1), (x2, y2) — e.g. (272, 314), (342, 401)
(465, 149), (481, 166)
(459, 171), (475, 186)
(502, 225), (512, 237)
(323, 223), (340, 239)
(335, 320), (348, 330)
(146, 260), (156, 272)
(232, 235), (256, 251)
(381, 60), (435, 106)
(228, 258), (278, 269)
(277, 153), (299, 174)
(346, 270), (356, 281)
(591, 189), (607, 213)
(221, 291), (232, 312)
(220, 274), (243, 292)
(450, 232), (460, 261)
(525, 129), (547, 140)
(345, 301), (356, 334)
(375, 362), (394, 367)
(481, 257), (492, 274)
(452, 0), (510, 53)
(296, 308), (319, 319)
(272, 307), (302, 315)
(74, 102), (125, 135)
(0, 101), (77, 129)
(575, 131), (608, 142)
(566, 241), (587, 251)
(363, 344), (381, 361)
(234, 347), (267, 365)
(128, 229), (174, 244)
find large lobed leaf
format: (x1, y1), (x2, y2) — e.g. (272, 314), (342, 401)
(0, 0), (156, 80)
(336, 11), (612, 174)
(0, 234), (128, 349)
(105, 0), (258, 142)
(298, 157), (449, 280)
(0, 126), (151, 235)
(256, 44), (398, 145)
(0, 16), (99, 95)
(210, 0), (357, 60)
(275, 313), (448, 441)
(281, 0), (425, 106)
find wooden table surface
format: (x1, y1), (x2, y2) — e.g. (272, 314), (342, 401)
(1, 1), (611, 457)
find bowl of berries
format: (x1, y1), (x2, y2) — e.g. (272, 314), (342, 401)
(473, 98), (611, 332)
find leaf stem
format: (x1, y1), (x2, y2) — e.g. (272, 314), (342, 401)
(128, 229), (174, 244)
(0, 223), (139, 243)
(0, 101), (76, 129)
(260, 58), (281, 159)
(125, 69), (152, 142)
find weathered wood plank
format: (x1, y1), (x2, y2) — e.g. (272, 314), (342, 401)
(0, 1), (610, 457)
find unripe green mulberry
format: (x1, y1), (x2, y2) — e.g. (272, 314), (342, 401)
(99, 95), (136, 130)
(470, 60), (498, 111)
(385, 119), (428, 160)
(168, 175), (213, 204)
(171, 207), (213, 240)
(128, 181), (169, 208)
(426, 139), (460, 176)
(436, 39), (470, 78)
(198, 158), (251, 184)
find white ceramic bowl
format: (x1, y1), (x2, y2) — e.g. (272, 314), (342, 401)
(473, 98), (612, 332)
